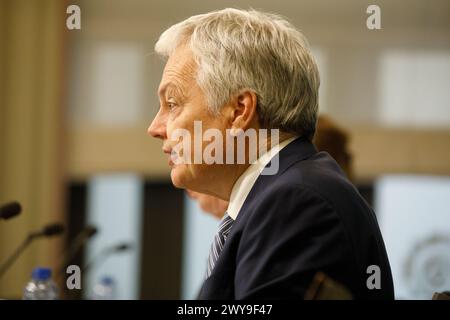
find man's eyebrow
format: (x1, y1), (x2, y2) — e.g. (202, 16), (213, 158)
(158, 82), (170, 98)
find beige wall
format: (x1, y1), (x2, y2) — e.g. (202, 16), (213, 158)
(0, 0), (66, 297)
(66, 126), (450, 182)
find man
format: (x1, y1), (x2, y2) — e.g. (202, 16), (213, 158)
(148, 8), (394, 299)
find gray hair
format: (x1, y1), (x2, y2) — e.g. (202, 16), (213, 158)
(155, 8), (320, 140)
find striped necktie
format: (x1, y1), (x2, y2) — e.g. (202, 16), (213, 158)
(206, 213), (234, 279)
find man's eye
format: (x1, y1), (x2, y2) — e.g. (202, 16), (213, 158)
(167, 102), (177, 111)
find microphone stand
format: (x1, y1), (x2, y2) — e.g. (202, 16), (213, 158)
(0, 224), (64, 279)
(82, 244), (130, 274)
(0, 235), (33, 278)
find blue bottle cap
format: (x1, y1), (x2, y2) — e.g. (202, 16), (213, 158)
(100, 276), (114, 286)
(32, 267), (52, 281)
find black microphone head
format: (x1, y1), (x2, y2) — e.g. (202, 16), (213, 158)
(42, 223), (65, 237)
(0, 201), (22, 220)
(85, 225), (98, 238)
(114, 243), (132, 252)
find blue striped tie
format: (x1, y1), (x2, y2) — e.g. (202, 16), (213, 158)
(206, 213), (234, 278)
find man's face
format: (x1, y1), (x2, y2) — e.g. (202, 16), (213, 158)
(148, 45), (228, 192)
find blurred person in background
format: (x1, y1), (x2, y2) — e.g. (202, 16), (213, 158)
(313, 115), (353, 182)
(148, 8), (394, 299)
(186, 190), (228, 220)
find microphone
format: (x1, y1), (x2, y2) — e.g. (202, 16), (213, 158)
(57, 225), (98, 275)
(0, 201), (22, 220)
(82, 242), (132, 274)
(111, 243), (131, 252)
(0, 222), (65, 278)
(29, 223), (65, 239)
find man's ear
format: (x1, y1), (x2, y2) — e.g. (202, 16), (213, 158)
(229, 90), (259, 135)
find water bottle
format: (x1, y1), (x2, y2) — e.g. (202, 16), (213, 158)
(92, 276), (116, 300)
(23, 267), (59, 300)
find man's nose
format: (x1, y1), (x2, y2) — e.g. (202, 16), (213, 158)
(147, 111), (167, 139)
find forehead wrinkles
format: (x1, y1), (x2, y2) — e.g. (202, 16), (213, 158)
(161, 49), (197, 92)
(162, 69), (191, 95)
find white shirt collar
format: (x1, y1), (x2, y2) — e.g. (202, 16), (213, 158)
(227, 136), (298, 220)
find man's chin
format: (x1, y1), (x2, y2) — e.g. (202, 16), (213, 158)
(170, 166), (189, 189)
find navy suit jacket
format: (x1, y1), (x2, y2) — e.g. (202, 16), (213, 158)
(197, 137), (394, 299)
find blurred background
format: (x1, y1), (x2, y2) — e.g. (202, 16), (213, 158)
(0, 0), (449, 300)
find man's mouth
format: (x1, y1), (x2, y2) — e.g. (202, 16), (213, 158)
(163, 148), (178, 167)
